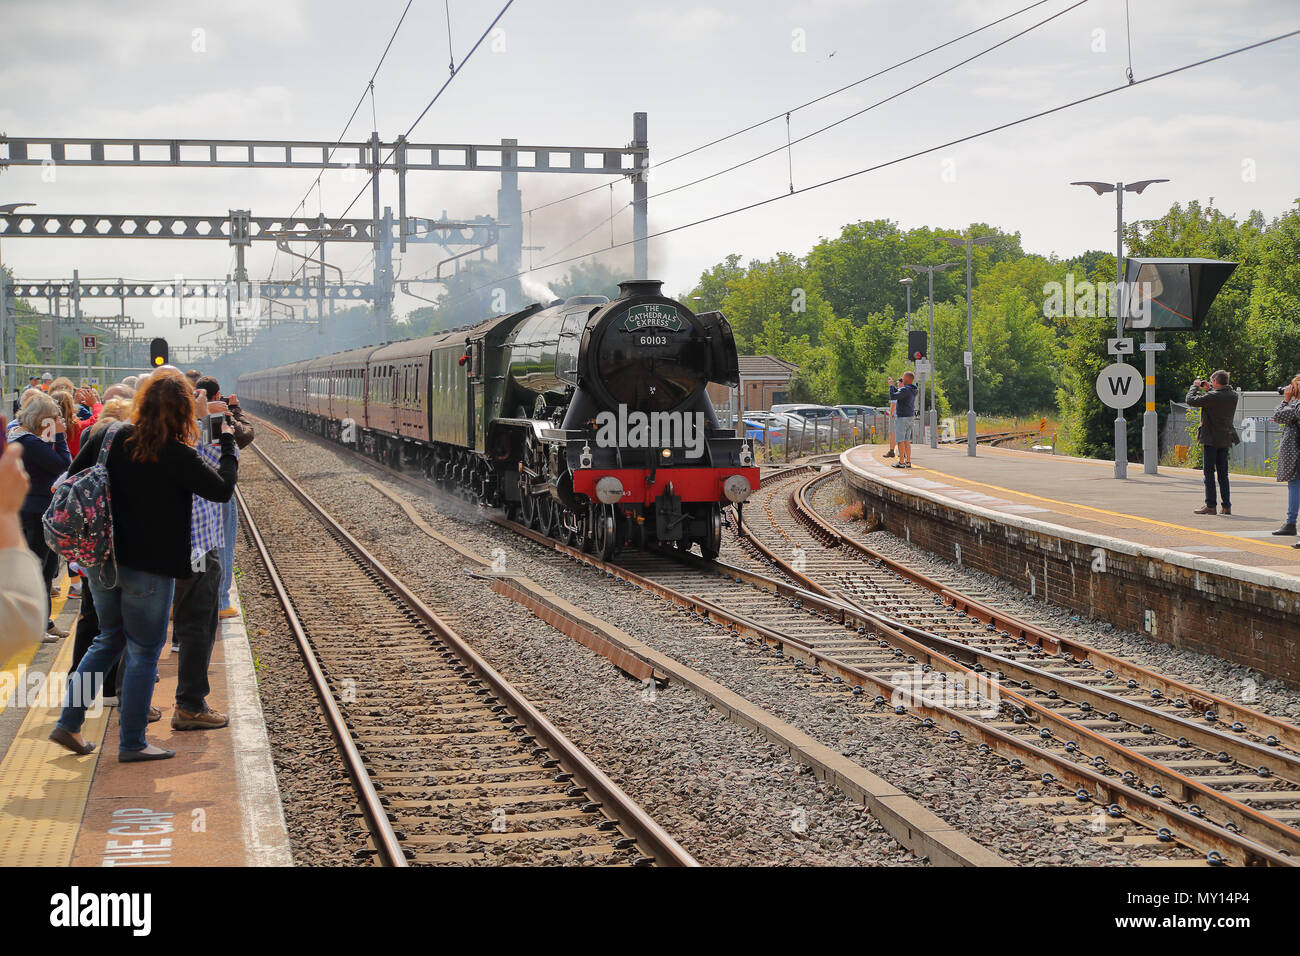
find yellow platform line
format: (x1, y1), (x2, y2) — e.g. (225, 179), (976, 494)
(907, 465), (1300, 556)
(0, 629), (109, 866)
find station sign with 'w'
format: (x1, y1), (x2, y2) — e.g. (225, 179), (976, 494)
(1095, 362), (1143, 409)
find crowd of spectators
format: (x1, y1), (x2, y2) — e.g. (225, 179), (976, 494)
(1, 365), (253, 762)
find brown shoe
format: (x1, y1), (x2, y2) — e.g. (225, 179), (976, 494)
(218, 607), (239, 620)
(1221, 506), (1231, 515)
(172, 706), (229, 731)
(1193, 505), (1217, 515)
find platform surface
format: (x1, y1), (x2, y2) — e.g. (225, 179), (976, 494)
(842, 443), (1300, 584)
(0, 581), (292, 867)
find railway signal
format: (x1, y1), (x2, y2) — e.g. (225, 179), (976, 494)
(150, 337), (169, 367)
(907, 330), (927, 361)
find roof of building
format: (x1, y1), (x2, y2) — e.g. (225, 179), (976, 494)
(737, 354), (798, 378)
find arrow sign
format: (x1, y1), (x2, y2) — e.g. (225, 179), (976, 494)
(1096, 362), (1144, 409)
(1107, 337), (1135, 355)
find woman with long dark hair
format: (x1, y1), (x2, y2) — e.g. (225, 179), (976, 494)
(49, 368), (238, 761)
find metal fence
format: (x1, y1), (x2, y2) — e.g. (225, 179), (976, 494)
(1162, 401), (1285, 474)
(751, 412), (881, 462)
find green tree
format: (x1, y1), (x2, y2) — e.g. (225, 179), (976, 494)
(808, 220), (1023, 325)
(1249, 199), (1300, 385)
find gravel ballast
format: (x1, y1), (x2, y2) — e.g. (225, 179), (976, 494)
(237, 441), (922, 866)
(238, 424), (1206, 864)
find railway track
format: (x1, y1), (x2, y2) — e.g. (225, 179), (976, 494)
(243, 413), (1297, 865)
(727, 465), (1300, 865)
(236, 445), (697, 867)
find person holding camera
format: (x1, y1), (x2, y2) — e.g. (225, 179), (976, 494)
(50, 368), (237, 761)
(1187, 370), (1239, 516)
(888, 373), (919, 469)
(12, 392), (72, 637)
(167, 388), (237, 731)
(1271, 375), (1300, 545)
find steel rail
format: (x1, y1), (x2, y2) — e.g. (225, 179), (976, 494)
(235, 483), (409, 867)
(239, 412), (1292, 864)
(793, 465), (1300, 754)
(246, 444), (699, 868)
(732, 468), (1300, 860)
(493, 514), (1293, 866)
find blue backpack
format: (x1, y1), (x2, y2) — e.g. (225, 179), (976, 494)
(43, 422), (124, 589)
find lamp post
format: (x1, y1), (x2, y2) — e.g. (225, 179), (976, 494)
(899, 276), (914, 334)
(904, 262), (961, 447)
(939, 233), (997, 457)
(1070, 179), (1169, 478)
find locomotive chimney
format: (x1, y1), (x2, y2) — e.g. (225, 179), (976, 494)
(617, 279), (663, 299)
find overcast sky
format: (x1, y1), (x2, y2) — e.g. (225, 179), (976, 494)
(1, 0), (1297, 346)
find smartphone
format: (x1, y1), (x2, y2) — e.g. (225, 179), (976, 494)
(207, 414), (225, 442)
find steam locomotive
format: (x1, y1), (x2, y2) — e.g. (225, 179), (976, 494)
(238, 280), (758, 559)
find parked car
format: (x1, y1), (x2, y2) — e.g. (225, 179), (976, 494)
(834, 404), (884, 440)
(744, 416), (787, 445)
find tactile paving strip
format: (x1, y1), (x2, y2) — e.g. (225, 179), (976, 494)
(0, 571), (70, 718)
(0, 633), (109, 865)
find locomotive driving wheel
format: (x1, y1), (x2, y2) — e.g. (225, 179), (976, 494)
(519, 488), (536, 528)
(700, 504), (722, 561)
(594, 504), (617, 560)
(537, 495), (558, 538)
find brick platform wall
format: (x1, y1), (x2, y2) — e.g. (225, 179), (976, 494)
(843, 470), (1300, 688)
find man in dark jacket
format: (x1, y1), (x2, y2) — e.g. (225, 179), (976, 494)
(888, 372), (919, 469)
(1187, 370), (1239, 515)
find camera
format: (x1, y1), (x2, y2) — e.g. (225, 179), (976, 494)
(1279, 386), (1289, 396)
(206, 413), (231, 442)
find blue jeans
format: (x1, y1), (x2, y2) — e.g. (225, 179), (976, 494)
(219, 498), (237, 608)
(1287, 478), (1300, 524)
(56, 565), (174, 754)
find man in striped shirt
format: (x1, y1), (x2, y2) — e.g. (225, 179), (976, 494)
(170, 410), (235, 731)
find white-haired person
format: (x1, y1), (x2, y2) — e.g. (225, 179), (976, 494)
(10, 392), (71, 639)
(11, 393), (71, 638)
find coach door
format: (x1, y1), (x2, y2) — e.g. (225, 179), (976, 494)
(466, 340), (484, 450)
